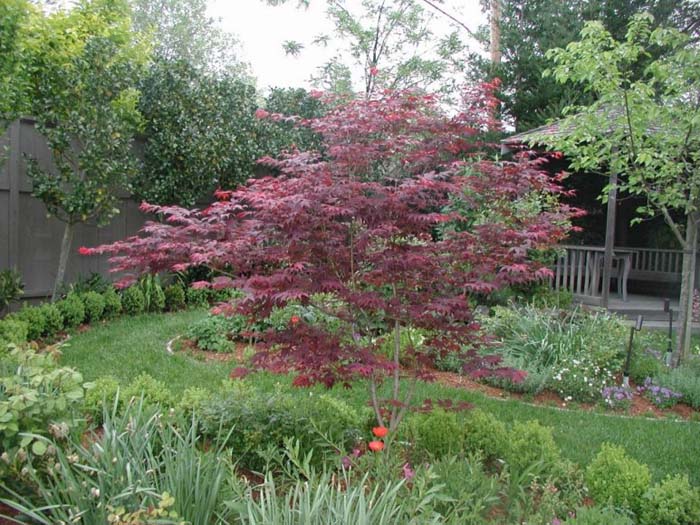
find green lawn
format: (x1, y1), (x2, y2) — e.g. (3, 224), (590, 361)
(60, 310), (700, 484)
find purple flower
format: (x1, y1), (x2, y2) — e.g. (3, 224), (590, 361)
(402, 463), (415, 481)
(341, 456), (352, 469)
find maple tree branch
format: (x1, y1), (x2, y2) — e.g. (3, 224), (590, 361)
(417, 0), (479, 41)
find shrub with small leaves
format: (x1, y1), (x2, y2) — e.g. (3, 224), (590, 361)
(505, 420), (561, 473)
(81, 291), (106, 323)
(57, 293), (86, 329)
(123, 373), (174, 407)
(0, 319), (28, 349)
(164, 284), (186, 311)
(585, 443), (651, 514)
(83, 376), (120, 424)
(405, 409), (464, 461)
(461, 408), (508, 461)
(640, 474), (700, 525)
(178, 386), (211, 415)
(102, 287), (122, 318)
(121, 286), (146, 316)
(37, 303), (64, 339)
(8, 305), (46, 341)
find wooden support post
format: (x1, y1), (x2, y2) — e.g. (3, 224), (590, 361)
(601, 171), (618, 309)
(8, 120), (20, 270)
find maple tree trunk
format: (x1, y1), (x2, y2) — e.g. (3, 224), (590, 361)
(52, 222), (74, 302)
(674, 215), (697, 366)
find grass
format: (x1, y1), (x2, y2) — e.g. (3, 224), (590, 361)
(60, 309), (700, 484)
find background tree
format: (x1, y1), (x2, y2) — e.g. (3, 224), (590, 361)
(268, 0), (473, 99)
(475, 0), (700, 131)
(0, 0), (35, 131)
(83, 87), (576, 430)
(134, 59), (262, 206)
(129, 0), (249, 76)
(536, 14), (700, 364)
(24, 0), (148, 300)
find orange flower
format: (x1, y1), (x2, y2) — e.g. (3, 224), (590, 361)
(368, 440), (384, 452)
(372, 426), (388, 438)
(290, 315), (301, 325)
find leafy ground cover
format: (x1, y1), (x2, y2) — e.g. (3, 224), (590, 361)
(60, 309), (700, 485)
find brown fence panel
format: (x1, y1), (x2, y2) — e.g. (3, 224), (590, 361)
(0, 119), (146, 300)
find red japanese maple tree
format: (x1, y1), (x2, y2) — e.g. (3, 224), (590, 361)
(83, 86), (578, 430)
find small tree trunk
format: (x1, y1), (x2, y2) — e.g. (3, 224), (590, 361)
(52, 222), (74, 302)
(674, 215), (697, 366)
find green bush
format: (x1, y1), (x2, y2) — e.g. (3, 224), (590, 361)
(0, 319), (28, 349)
(307, 394), (364, 450)
(56, 293), (86, 329)
(484, 305), (626, 372)
(37, 303), (64, 338)
(81, 291), (106, 323)
(505, 420), (561, 473)
(629, 351), (663, 385)
(0, 345), (85, 478)
(551, 354), (617, 403)
(186, 287), (210, 308)
(164, 284), (186, 311)
(429, 455), (502, 522)
(462, 408), (508, 461)
(178, 386), (211, 415)
(585, 443), (651, 514)
(0, 269), (23, 312)
(186, 314), (237, 352)
(138, 275), (166, 313)
(121, 286), (146, 316)
(405, 409), (464, 461)
(102, 287), (122, 318)
(640, 474), (700, 525)
(83, 376), (120, 423)
(9, 304), (47, 341)
(123, 373), (174, 407)
(563, 505), (635, 524)
(199, 385), (309, 471)
(655, 366), (700, 409)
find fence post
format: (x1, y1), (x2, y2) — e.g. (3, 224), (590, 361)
(8, 121), (20, 270)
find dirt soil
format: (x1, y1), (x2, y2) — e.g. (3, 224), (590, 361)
(432, 369), (698, 420)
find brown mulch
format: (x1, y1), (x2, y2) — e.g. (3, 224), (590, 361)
(173, 338), (248, 363)
(431, 369), (699, 421)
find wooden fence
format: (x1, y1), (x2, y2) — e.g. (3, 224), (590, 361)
(0, 118), (146, 300)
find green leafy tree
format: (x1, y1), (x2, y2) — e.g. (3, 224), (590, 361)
(0, 0), (35, 130)
(536, 13), (700, 363)
(129, 0), (249, 75)
(24, 0), (148, 300)
(475, 0), (700, 131)
(268, 0), (471, 98)
(135, 59), (264, 206)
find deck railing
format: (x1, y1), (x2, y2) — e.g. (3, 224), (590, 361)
(553, 245), (693, 301)
(628, 248), (684, 283)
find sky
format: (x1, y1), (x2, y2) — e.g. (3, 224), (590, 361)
(207, 0), (487, 91)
